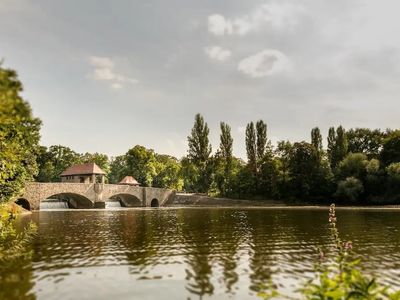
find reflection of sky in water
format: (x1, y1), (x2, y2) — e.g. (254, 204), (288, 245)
(10, 208), (400, 299)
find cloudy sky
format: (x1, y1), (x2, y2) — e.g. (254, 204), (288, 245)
(1, 0), (399, 159)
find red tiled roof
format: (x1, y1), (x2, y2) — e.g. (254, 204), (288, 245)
(60, 163), (106, 176)
(119, 176), (140, 185)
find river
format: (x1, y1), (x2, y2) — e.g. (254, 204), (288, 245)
(3, 207), (400, 299)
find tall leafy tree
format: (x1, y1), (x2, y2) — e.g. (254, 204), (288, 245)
(216, 122), (233, 196)
(0, 64), (41, 202)
(327, 126), (348, 169)
(219, 122), (233, 165)
(245, 122), (257, 173)
(336, 126), (348, 163)
(327, 127), (336, 168)
(256, 120), (267, 161)
(311, 127), (323, 159)
(187, 113), (212, 192)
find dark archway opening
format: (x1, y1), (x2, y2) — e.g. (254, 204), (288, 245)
(110, 194), (142, 207)
(151, 198), (159, 207)
(15, 198), (30, 211)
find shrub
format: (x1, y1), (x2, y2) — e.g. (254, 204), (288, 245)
(335, 177), (364, 202)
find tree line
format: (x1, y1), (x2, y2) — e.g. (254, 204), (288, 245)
(2, 62), (400, 205)
(34, 113), (400, 204)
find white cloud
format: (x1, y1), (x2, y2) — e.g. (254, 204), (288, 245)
(238, 49), (290, 78)
(205, 46), (232, 61)
(88, 56), (138, 89)
(89, 56), (114, 69)
(208, 14), (233, 36)
(208, 2), (304, 36)
(111, 83), (123, 90)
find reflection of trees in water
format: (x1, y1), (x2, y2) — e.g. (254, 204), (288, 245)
(246, 210), (277, 293)
(0, 258), (36, 300)
(179, 209), (215, 297)
(31, 212), (112, 269)
(246, 209), (342, 292)
(209, 209), (246, 294)
(0, 216), (36, 300)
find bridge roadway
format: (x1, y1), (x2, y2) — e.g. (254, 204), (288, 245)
(17, 182), (176, 210)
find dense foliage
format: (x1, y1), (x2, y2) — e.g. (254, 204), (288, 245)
(0, 64), (38, 297)
(0, 64), (41, 204)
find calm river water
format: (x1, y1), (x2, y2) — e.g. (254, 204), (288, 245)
(4, 207), (400, 299)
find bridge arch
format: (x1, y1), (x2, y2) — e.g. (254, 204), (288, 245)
(45, 193), (93, 209)
(109, 193), (142, 207)
(150, 198), (159, 207)
(15, 198), (31, 211)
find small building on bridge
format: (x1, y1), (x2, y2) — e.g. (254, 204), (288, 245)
(60, 163), (106, 184)
(119, 176), (140, 186)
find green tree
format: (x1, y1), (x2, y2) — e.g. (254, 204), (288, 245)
(288, 142), (320, 199)
(327, 127), (336, 168)
(187, 114), (212, 192)
(347, 128), (386, 158)
(327, 126), (348, 169)
(258, 156), (280, 199)
(217, 122), (233, 196)
(36, 145), (81, 182)
(256, 120), (267, 162)
(245, 122), (257, 173)
(275, 141), (293, 198)
(153, 154), (183, 190)
(380, 131), (400, 166)
(0, 64), (41, 202)
(125, 145), (157, 187)
(81, 152), (110, 176)
(336, 126), (348, 163)
(335, 177), (364, 202)
(337, 153), (369, 181)
(108, 155), (128, 184)
(219, 122), (233, 166)
(180, 157), (199, 192)
(311, 127), (323, 160)
(386, 162), (400, 198)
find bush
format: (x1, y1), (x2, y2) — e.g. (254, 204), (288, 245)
(337, 153), (368, 180)
(0, 204), (36, 263)
(335, 177), (364, 202)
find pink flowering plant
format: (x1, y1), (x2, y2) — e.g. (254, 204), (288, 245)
(259, 204), (400, 300)
(301, 203), (400, 299)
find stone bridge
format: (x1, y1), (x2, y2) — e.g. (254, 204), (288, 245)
(16, 182), (176, 210)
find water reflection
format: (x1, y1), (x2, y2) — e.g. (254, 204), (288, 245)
(3, 208), (400, 299)
(0, 215), (36, 300)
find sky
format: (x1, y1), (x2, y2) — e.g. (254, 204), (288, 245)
(1, 0), (399, 159)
